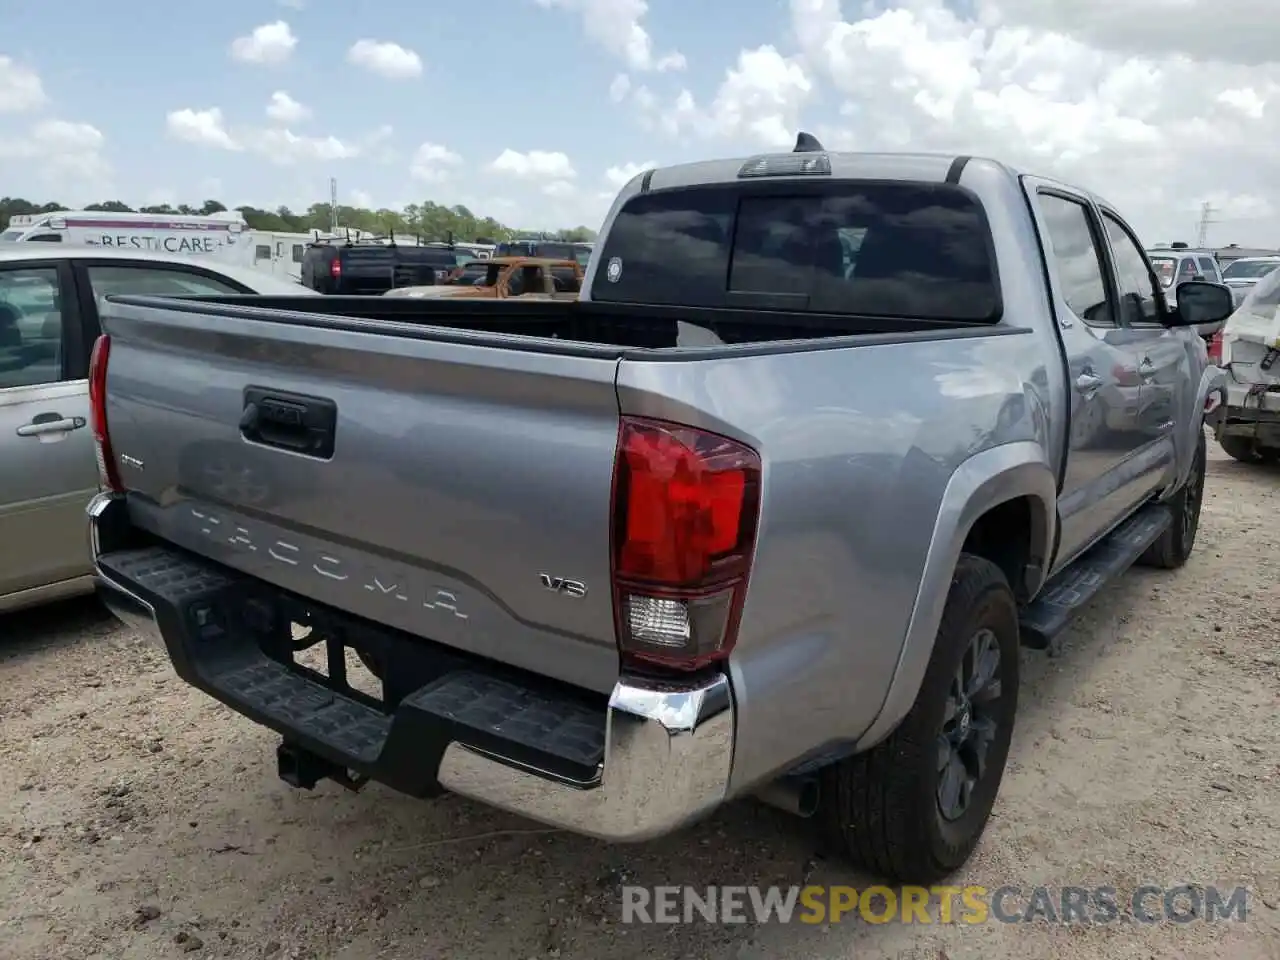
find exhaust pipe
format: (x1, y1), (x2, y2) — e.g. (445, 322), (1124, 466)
(754, 776), (820, 818)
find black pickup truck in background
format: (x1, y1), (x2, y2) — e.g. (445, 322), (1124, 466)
(300, 241), (458, 295)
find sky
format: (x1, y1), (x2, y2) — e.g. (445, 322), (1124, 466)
(1, 0), (1279, 243)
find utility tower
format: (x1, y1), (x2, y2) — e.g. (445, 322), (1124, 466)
(1196, 201), (1217, 247)
(329, 178), (338, 233)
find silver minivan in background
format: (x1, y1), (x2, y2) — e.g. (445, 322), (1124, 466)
(1220, 255), (1280, 307)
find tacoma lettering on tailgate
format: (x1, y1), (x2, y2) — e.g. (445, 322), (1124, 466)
(189, 508), (468, 619)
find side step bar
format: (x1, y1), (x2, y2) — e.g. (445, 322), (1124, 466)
(1019, 503), (1172, 655)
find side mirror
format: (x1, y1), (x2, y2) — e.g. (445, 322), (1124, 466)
(1167, 280), (1233, 331)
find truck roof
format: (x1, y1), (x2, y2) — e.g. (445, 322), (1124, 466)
(632, 144), (1120, 214)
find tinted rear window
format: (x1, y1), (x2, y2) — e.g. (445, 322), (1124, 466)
(592, 183), (1000, 321)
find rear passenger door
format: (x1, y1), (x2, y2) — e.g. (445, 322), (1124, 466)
(1099, 210), (1188, 492)
(0, 259), (96, 600)
(1025, 185), (1165, 566)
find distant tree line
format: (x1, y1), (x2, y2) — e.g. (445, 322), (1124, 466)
(0, 196), (597, 244)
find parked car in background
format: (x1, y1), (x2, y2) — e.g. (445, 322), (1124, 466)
(383, 257), (582, 300)
(300, 239), (456, 294)
(1220, 255), (1280, 307)
(1147, 245), (1224, 304)
(495, 239), (593, 268)
(0, 246), (314, 615)
(88, 139), (1229, 884)
(1206, 265), (1280, 463)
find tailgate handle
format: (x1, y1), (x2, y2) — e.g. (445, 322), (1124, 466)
(241, 387), (337, 459)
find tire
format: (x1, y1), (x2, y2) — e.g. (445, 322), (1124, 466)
(1138, 431), (1206, 569)
(1218, 434), (1257, 463)
(818, 554), (1020, 884)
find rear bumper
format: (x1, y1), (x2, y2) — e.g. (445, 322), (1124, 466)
(1209, 380), (1280, 445)
(86, 492), (734, 842)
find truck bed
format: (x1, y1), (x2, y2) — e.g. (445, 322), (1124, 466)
(112, 293), (1000, 352)
(96, 291), (1026, 705)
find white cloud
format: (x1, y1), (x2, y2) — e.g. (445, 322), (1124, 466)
(229, 21), (297, 64)
(778, 0), (1280, 243)
(166, 107), (241, 150)
(979, 0), (1280, 67)
(252, 128), (358, 165)
(278, 0), (304, 8)
(1218, 88), (1266, 121)
(608, 73), (631, 103)
(0, 119), (110, 189)
(604, 161), (653, 188)
(534, 0), (684, 72)
(347, 40), (423, 80)
(612, 0), (1280, 246)
(410, 142), (463, 182)
(165, 105), (380, 165)
(348, 188), (373, 208)
(631, 45), (812, 147)
(266, 91), (310, 124)
(542, 180), (576, 198)
(490, 149), (576, 181)
(0, 56), (45, 112)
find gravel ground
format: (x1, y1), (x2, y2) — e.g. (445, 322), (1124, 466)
(2, 440), (1278, 960)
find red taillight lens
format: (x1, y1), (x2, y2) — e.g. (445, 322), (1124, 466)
(330, 259), (341, 278)
(610, 416), (761, 672)
(1208, 331), (1223, 363)
(88, 334), (123, 493)
(1112, 364), (1142, 387)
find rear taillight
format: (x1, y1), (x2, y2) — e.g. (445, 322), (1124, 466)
(1208, 330), (1223, 363)
(1112, 364), (1143, 387)
(330, 259), (341, 278)
(88, 335), (123, 493)
(610, 417), (761, 672)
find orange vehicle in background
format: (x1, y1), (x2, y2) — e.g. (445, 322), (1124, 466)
(384, 256), (583, 300)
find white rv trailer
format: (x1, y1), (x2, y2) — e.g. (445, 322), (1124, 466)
(0, 210), (318, 282)
(0, 209), (250, 255)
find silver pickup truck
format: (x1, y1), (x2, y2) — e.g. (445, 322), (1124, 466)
(87, 138), (1232, 883)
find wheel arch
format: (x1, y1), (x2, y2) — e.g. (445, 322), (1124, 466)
(854, 441), (1056, 750)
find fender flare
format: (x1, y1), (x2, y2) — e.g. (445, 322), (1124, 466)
(1173, 364), (1226, 491)
(854, 441), (1058, 750)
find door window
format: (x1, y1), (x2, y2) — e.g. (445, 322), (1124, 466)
(0, 266), (65, 389)
(1035, 194), (1113, 326)
(1102, 214), (1162, 325)
(1197, 256), (1219, 280)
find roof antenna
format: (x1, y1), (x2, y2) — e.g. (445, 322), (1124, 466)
(794, 131), (825, 153)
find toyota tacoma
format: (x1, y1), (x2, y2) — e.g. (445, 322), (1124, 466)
(87, 136), (1231, 882)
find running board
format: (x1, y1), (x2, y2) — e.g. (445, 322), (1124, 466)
(1019, 503), (1172, 655)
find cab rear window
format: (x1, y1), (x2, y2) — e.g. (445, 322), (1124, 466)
(591, 182), (1000, 322)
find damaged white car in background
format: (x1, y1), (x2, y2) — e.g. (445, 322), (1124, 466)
(1208, 266), (1280, 463)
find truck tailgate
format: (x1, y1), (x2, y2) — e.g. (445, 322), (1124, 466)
(100, 299), (624, 693)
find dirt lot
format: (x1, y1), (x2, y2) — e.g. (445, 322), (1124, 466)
(2, 440), (1278, 960)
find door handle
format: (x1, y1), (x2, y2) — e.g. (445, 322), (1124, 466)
(1075, 373), (1103, 393)
(17, 416), (86, 437)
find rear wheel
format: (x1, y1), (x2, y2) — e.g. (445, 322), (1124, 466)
(818, 554), (1019, 883)
(1219, 434), (1259, 463)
